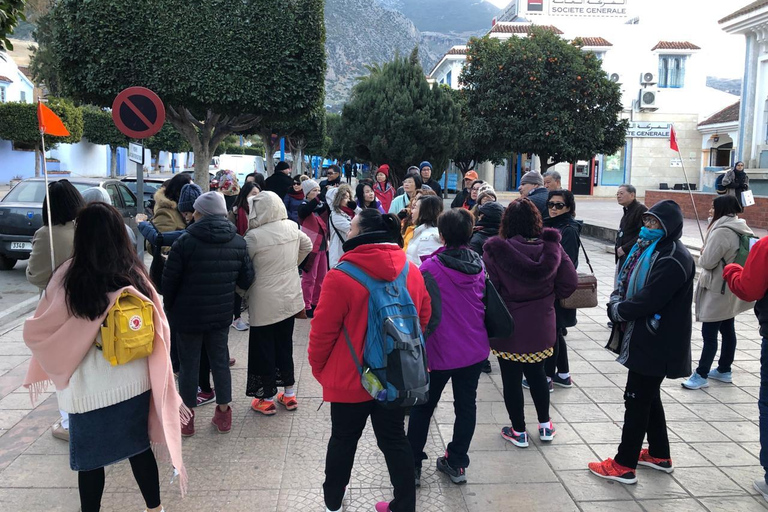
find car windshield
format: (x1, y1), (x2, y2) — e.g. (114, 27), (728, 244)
(124, 181), (161, 195)
(3, 180), (98, 204)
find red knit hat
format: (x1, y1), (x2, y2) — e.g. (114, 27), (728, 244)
(376, 164), (390, 178)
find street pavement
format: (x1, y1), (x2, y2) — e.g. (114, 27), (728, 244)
(0, 237), (766, 511)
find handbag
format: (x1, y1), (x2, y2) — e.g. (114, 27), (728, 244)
(483, 275), (515, 339)
(559, 235), (598, 309)
(149, 223), (166, 292)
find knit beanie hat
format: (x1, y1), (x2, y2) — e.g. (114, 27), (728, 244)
(520, 171), (544, 186)
(193, 191), (227, 217)
(419, 161), (432, 171)
(376, 164), (390, 178)
(81, 187), (112, 205)
(302, 179), (319, 197)
(275, 161), (291, 173)
(177, 183), (203, 213)
(477, 186), (497, 204)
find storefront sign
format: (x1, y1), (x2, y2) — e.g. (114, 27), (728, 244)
(627, 122), (671, 138)
(505, 0), (629, 19)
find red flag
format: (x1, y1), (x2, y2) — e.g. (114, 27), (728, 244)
(669, 125), (679, 152)
(37, 101), (70, 137)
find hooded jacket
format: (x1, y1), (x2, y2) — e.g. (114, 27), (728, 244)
(420, 247), (490, 370)
(152, 187), (187, 234)
(245, 192), (313, 326)
(264, 171), (294, 199)
(724, 237), (768, 338)
(162, 215), (254, 332)
(608, 200), (694, 379)
(308, 241), (431, 403)
(283, 190), (304, 224)
(483, 229), (578, 355)
(469, 202), (503, 256)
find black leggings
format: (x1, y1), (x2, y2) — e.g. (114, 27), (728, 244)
(498, 358), (550, 432)
(233, 294), (243, 320)
(78, 448), (160, 512)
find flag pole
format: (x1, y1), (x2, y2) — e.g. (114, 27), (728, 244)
(671, 123), (705, 244)
(39, 101), (56, 275)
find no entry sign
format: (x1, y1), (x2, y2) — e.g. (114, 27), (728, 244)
(111, 87), (166, 139)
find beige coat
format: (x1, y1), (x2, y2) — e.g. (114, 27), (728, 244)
(245, 192), (312, 326)
(26, 222), (76, 290)
(695, 215), (755, 322)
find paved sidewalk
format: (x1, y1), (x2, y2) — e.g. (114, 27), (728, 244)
(0, 238), (766, 511)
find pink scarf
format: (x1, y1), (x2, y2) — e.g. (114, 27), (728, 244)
(23, 261), (188, 494)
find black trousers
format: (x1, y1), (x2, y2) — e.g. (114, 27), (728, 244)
(498, 358), (550, 432)
(233, 294), (243, 320)
(170, 328), (180, 373)
(545, 329), (569, 377)
(246, 317), (296, 398)
(199, 344), (212, 393)
(177, 327), (232, 408)
(78, 448), (159, 512)
(324, 402), (415, 512)
(614, 371), (670, 469)
(407, 361), (483, 469)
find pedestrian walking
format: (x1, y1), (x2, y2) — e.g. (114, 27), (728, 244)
(451, 170), (478, 209)
(230, 182), (261, 331)
(483, 198), (578, 448)
(590, 200), (694, 485)
(419, 161), (442, 197)
(373, 164), (396, 213)
(356, 182), (386, 212)
(329, 184), (359, 268)
(615, 184), (648, 269)
(683, 196), (755, 390)
(407, 208), (489, 485)
(283, 175), (305, 223)
(162, 192), (254, 436)
(518, 171), (548, 219)
(720, 161), (750, 207)
(308, 208), (430, 512)
(298, 179), (329, 317)
(265, 161), (294, 199)
(244, 191), (312, 415)
(23, 202), (186, 512)
(389, 173), (423, 215)
(405, 195), (443, 267)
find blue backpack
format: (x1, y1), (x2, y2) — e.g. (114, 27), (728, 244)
(336, 261), (429, 408)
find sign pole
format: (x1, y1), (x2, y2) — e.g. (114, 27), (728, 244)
(133, 142), (145, 259)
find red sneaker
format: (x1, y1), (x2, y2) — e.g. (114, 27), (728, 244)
(638, 449), (674, 473)
(251, 398), (277, 415)
(374, 502), (391, 512)
(211, 406), (232, 433)
(277, 392), (298, 411)
(181, 409), (195, 437)
(588, 458), (637, 484)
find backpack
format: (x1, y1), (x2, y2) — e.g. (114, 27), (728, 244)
(336, 261), (429, 408)
(97, 291), (156, 366)
(723, 226), (759, 266)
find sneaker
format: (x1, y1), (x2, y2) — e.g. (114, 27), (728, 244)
(374, 502), (391, 512)
(637, 449), (673, 474)
(539, 421), (556, 442)
(211, 406), (232, 434)
(251, 398), (277, 415)
(754, 479), (768, 502)
(501, 426), (529, 448)
(196, 389), (216, 406)
(415, 467), (421, 487)
(588, 458), (637, 485)
(51, 419), (69, 442)
(552, 375), (573, 388)
(522, 378), (530, 389)
(437, 453), (467, 484)
(708, 369), (733, 384)
(181, 409), (195, 437)
(229, 357), (236, 367)
(523, 379), (553, 392)
(481, 359), (492, 374)
(231, 317), (249, 331)
(277, 392), (298, 411)
(681, 373), (709, 390)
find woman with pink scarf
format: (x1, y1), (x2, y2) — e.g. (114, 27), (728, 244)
(23, 203), (187, 512)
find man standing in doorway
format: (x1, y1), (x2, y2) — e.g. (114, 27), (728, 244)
(615, 184), (648, 269)
(518, 171), (549, 219)
(543, 170), (562, 192)
(420, 161), (443, 197)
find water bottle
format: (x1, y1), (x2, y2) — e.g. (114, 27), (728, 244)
(649, 314), (661, 331)
(361, 366), (387, 402)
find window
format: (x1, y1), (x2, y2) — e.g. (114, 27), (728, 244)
(601, 146), (627, 186)
(106, 184), (121, 207)
(658, 55), (687, 88)
(0, 86), (6, 103)
(446, 70), (452, 88)
(117, 184), (137, 208)
(20, 91), (26, 103)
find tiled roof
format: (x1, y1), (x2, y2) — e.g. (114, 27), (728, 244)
(18, 66), (32, 79)
(0, 76), (12, 83)
(651, 41), (701, 51)
(574, 37), (613, 47)
(490, 23), (564, 35)
(720, 0), (768, 24)
(446, 47), (467, 55)
(698, 101), (740, 127)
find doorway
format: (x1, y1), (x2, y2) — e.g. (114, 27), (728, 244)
(570, 158), (594, 195)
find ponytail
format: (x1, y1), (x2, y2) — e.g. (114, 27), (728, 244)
(356, 209), (404, 247)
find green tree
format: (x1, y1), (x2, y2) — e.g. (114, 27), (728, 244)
(1, 0), (26, 50)
(450, 88), (503, 177)
(341, 48), (460, 181)
(28, 8), (61, 96)
(460, 28), (628, 171)
(286, 106), (327, 175)
(0, 98), (83, 176)
(38, 0), (326, 190)
(326, 112), (353, 162)
(144, 123), (191, 173)
(82, 105), (127, 178)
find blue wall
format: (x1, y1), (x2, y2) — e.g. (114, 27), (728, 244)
(0, 140), (36, 184)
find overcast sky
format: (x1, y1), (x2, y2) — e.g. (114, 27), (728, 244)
(484, 0), (746, 78)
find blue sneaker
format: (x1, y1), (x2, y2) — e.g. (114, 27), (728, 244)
(708, 369), (733, 383)
(539, 422), (556, 442)
(681, 373), (709, 390)
(501, 427), (529, 448)
(522, 378), (554, 393)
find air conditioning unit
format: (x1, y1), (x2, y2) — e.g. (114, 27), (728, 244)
(639, 89), (658, 110)
(607, 71), (622, 83)
(640, 71), (658, 85)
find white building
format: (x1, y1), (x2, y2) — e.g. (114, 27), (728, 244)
(0, 50), (33, 104)
(428, 0), (738, 197)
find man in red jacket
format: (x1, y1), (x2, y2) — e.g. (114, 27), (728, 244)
(309, 209), (430, 512)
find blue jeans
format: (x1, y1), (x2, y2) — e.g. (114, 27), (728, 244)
(761, 338), (768, 483)
(696, 319), (737, 378)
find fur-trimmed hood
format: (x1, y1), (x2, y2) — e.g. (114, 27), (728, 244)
(483, 228), (563, 284)
(153, 187), (177, 211)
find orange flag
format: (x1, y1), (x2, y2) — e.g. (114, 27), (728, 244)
(37, 101), (70, 137)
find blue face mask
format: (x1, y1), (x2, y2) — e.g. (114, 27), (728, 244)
(639, 226), (664, 240)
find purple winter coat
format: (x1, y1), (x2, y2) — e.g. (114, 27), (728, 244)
(483, 229), (578, 355)
(420, 246), (490, 371)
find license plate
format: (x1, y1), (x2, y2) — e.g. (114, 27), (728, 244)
(10, 242), (32, 251)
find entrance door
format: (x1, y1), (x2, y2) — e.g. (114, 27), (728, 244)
(571, 159), (593, 195)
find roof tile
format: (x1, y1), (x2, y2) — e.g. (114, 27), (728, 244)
(651, 41), (701, 51)
(698, 101), (740, 127)
(490, 23), (564, 35)
(574, 37), (613, 47)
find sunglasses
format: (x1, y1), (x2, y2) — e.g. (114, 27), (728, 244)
(547, 202), (567, 210)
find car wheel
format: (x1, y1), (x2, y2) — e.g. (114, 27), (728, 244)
(0, 255), (18, 270)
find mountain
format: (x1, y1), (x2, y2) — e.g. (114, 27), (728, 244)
(376, 0), (500, 33)
(706, 76), (742, 96)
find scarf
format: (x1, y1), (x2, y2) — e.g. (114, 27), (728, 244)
(287, 190), (304, 201)
(235, 204), (249, 236)
(463, 198), (476, 210)
(617, 227), (664, 300)
(23, 261), (188, 494)
(341, 205), (356, 219)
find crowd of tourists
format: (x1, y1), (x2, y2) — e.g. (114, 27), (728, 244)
(18, 159), (768, 512)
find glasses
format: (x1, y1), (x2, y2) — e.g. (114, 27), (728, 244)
(547, 202), (567, 210)
(642, 216), (660, 227)
(472, 187), (482, 192)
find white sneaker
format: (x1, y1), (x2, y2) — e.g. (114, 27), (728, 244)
(231, 318), (249, 331)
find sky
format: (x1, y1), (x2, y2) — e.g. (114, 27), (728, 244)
(482, 0), (746, 78)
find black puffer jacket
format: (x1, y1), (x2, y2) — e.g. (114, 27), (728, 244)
(607, 200), (694, 379)
(470, 202), (504, 256)
(162, 215), (254, 332)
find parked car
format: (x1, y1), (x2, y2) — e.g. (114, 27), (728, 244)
(121, 176), (167, 217)
(0, 177), (140, 270)
(182, 170), (218, 190)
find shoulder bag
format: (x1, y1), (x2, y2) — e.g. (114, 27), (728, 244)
(559, 234), (598, 309)
(483, 275), (515, 339)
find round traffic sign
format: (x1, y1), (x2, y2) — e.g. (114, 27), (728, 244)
(111, 87), (166, 139)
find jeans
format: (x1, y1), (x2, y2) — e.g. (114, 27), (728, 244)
(614, 371), (670, 469)
(78, 448), (159, 512)
(324, 402), (415, 512)
(301, 251), (328, 309)
(177, 328), (232, 408)
(761, 338), (768, 483)
(407, 361), (483, 469)
(545, 329), (569, 377)
(246, 317), (296, 399)
(696, 319), (737, 378)
(498, 358), (550, 432)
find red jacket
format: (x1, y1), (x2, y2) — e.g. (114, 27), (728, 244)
(724, 237), (768, 337)
(308, 242), (431, 403)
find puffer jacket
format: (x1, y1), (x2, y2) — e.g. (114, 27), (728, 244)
(162, 215), (254, 332)
(695, 215), (755, 322)
(405, 224), (442, 267)
(245, 192), (312, 326)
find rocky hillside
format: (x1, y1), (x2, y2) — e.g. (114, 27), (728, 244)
(376, 0), (499, 33)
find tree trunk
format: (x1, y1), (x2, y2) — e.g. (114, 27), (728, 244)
(110, 146), (118, 178)
(538, 153), (554, 172)
(263, 136), (277, 175)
